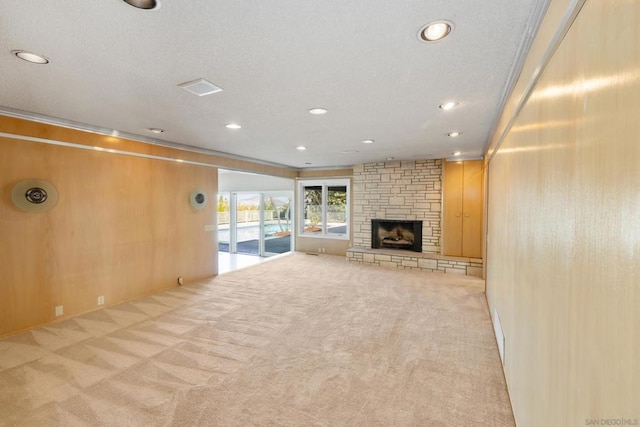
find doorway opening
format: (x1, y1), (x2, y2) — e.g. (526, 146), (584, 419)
(217, 192), (293, 258)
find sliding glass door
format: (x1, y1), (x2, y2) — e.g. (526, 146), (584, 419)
(218, 192), (293, 257)
(235, 193), (261, 255)
(263, 193), (292, 256)
(217, 192), (231, 252)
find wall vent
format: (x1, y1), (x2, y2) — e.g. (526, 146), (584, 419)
(493, 308), (505, 365)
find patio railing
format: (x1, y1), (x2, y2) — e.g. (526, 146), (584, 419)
(218, 210), (276, 225)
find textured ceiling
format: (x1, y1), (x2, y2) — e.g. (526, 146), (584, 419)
(0, 0), (548, 170)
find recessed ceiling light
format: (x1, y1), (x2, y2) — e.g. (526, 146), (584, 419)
(362, 139), (375, 144)
(419, 21), (453, 42)
(309, 108), (328, 115)
(122, 0), (160, 10)
(148, 128), (164, 134)
(296, 146), (307, 151)
(225, 123), (241, 129)
(12, 50), (49, 64)
(447, 132), (461, 137)
(439, 101), (459, 110)
(454, 151), (462, 156)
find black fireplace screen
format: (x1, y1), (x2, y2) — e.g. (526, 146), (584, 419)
(371, 219), (422, 252)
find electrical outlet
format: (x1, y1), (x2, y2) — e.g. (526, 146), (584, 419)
(55, 305), (63, 317)
(178, 277), (184, 286)
(97, 295), (105, 305)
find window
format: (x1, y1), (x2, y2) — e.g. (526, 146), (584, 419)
(299, 179), (349, 239)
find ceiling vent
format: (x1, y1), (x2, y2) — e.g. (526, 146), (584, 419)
(178, 78), (223, 96)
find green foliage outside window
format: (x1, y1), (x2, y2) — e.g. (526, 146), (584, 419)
(218, 195), (229, 212)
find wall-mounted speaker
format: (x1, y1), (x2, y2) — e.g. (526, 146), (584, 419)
(190, 189), (207, 210)
(11, 179), (59, 213)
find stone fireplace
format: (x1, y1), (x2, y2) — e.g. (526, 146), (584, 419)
(347, 159), (483, 278)
(351, 159), (442, 253)
(371, 219), (422, 252)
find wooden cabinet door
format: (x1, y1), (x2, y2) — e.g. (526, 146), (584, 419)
(442, 161), (464, 256)
(461, 160), (483, 258)
(442, 160), (483, 258)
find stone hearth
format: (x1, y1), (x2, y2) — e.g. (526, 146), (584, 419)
(347, 247), (483, 278)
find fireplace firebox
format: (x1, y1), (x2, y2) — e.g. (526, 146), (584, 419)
(371, 219), (422, 252)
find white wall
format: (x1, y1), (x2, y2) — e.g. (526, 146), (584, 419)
(218, 169), (294, 193)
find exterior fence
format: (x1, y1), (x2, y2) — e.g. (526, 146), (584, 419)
(218, 210), (276, 225)
(304, 206), (347, 224)
(219, 208), (344, 226)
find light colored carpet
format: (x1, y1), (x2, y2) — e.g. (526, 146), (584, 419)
(0, 253), (514, 426)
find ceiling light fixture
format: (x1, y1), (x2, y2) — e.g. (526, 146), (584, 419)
(12, 50), (49, 64)
(439, 101), (459, 110)
(122, 0), (160, 10)
(225, 123), (241, 129)
(386, 157), (395, 160)
(454, 151), (462, 156)
(447, 132), (461, 137)
(362, 139), (375, 144)
(296, 146), (307, 151)
(419, 21), (453, 42)
(148, 128), (164, 134)
(309, 108), (328, 115)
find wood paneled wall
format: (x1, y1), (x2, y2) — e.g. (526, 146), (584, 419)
(0, 123), (220, 336)
(0, 117), (355, 335)
(485, 0), (640, 424)
(0, 116), (298, 179)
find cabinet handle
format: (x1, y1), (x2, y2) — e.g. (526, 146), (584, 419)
(464, 213), (470, 218)
(455, 212), (461, 218)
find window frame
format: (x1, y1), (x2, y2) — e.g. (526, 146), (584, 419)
(298, 179), (350, 240)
